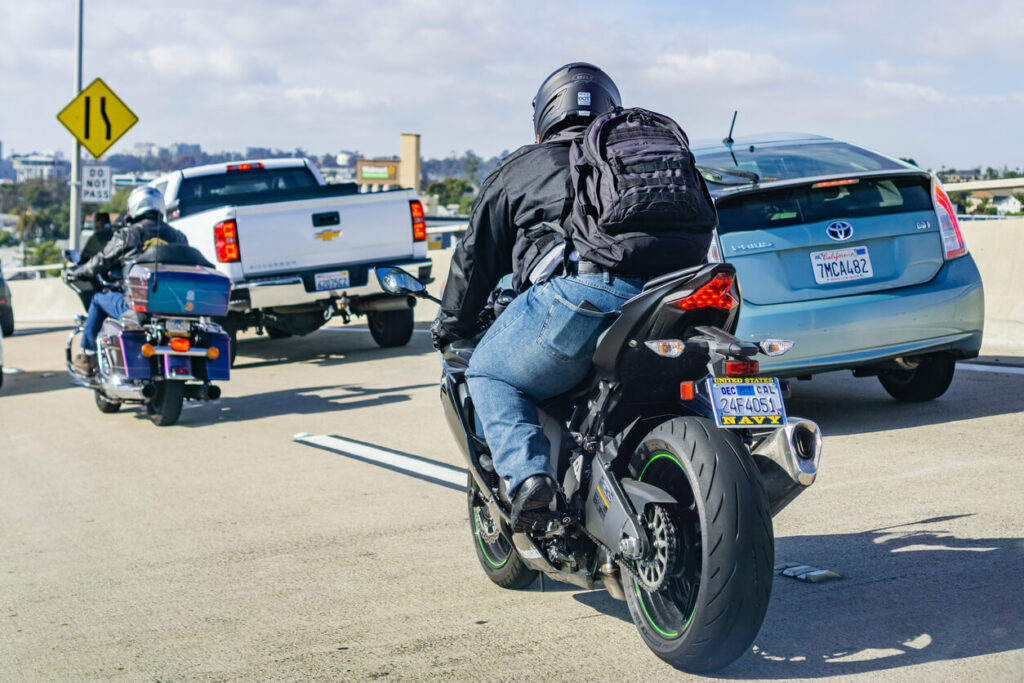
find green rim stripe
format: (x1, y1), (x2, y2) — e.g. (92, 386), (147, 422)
(638, 451), (683, 482)
(473, 511), (510, 569)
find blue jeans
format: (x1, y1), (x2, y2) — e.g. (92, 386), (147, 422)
(466, 273), (645, 498)
(81, 291), (128, 351)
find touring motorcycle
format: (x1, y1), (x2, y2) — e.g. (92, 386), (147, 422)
(377, 263), (823, 672)
(64, 244), (232, 426)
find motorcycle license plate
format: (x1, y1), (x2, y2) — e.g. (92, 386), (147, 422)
(707, 377), (787, 429)
(165, 319), (190, 335)
(315, 270), (350, 291)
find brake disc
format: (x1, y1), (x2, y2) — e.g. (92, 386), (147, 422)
(473, 505), (501, 544)
(635, 505), (677, 592)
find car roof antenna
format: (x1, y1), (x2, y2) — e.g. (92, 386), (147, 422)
(723, 110), (739, 166)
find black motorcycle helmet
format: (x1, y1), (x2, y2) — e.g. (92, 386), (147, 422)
(532, 62), (621, 142)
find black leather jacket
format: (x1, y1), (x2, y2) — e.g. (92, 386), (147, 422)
(432, 126), (583, 343)
(70, 213), (188, 286)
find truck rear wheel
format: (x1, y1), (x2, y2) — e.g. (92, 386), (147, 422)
(367, 308), (414, 348)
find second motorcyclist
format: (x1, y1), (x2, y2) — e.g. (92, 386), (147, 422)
(67, 186), (188, 375)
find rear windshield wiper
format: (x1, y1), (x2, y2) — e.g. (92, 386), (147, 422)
(697, 165), (760, 185)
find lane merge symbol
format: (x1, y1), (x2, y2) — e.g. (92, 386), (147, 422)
(57, 78), (139, 159)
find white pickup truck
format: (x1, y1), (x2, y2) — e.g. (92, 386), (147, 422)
(150, 159), (431, 361)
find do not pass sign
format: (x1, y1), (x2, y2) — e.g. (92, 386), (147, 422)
(82, 166), (112, 203)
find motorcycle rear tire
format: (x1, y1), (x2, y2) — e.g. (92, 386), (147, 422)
(467, 474), (537, 589)
(147, 380), (185, 426)
(94, 390), (121, 414)
(624, 417), (773, 673)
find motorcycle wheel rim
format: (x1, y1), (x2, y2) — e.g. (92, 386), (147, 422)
(633, 450), (701, 640)
(472, 503), (512, 569)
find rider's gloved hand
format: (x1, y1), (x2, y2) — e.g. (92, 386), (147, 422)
(63, 267), (80, 284)
(430, 318), (453, 352)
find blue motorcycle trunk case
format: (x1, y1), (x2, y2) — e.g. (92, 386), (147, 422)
(125, 263), (230, 317)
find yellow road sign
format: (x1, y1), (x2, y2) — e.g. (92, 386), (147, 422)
(56, 78), (138, 159)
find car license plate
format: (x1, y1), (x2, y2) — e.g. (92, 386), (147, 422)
(707, 377), (787, 429)
(810, 246), (873, 284)
(165, 319), (190, 335)
(314, 270), (350, 291)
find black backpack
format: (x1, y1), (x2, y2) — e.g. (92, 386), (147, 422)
(565, 107), (717, 275)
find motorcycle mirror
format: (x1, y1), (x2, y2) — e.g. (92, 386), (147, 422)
(64, 249), (81, 264)
(375, 267), (425, 295)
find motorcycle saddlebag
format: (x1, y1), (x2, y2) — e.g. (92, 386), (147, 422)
(125, 263), (230, 317)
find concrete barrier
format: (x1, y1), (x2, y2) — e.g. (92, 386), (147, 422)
(8, 223), (1022, 354)
(960, 218), (1024, 352)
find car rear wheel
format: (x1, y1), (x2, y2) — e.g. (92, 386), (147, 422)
(1, 307), (13, 337)
(879, 353), (956, 402)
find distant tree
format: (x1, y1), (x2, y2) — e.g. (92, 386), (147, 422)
(457, 195), (476, 215)
(0, 231), (14, 247)
(426, 177), (472, 206)
(984, 167), (1000, 180)
(29, 240), (62, 274)
(319, 154), (338, 168)
(899, 157), (919, 167)
(462, 150), (482, 180)
(101, 187), (130, 215)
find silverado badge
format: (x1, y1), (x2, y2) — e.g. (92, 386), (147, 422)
(314, 229), (342, 242)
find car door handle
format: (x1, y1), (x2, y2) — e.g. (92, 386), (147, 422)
(312, 211), (340, 227)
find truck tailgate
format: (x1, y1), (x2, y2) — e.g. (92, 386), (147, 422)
(236, 192), (413, 277)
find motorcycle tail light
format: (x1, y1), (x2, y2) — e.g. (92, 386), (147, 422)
(666, 272), (735, 311)
(170, 338), (190, 352)
(725, 360), (759, 376)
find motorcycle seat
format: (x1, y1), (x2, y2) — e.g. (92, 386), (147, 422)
(134, 244), (214, 268)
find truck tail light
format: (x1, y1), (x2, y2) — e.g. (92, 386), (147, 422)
(932, 178), (967, 260)
(666, 272), (735, 311)
(214, 219), (240, 263)
(410, 200), (427, 242)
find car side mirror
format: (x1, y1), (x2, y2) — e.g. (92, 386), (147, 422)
(375, 267), (425, 295)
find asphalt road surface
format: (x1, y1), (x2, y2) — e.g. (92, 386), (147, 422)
(1, 322), (1022, 681)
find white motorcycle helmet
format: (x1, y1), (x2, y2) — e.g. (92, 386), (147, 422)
(126, 185), (165, 221)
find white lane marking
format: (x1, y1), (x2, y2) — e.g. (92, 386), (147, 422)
(293, 433), (466, 487)
(959, 363), (1024, 376)
(2, 367), (23, 374)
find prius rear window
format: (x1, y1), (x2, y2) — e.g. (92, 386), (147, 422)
(715, 176), (933, 233)
(695, 142), (906, 183)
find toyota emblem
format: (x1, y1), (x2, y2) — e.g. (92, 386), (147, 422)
(826, 221), (854, 241)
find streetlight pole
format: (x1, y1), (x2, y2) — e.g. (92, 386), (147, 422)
(69, 0), (83, 251)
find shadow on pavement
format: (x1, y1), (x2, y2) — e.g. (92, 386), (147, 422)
(231, 327), (434, 371)
(0, 370), (73, 398)
(784, 369), (1024, 437)
(162, 383), (437, 427)
(566, 515), (1022, 677)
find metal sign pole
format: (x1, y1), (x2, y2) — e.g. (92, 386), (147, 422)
(69, 0), (83, 251)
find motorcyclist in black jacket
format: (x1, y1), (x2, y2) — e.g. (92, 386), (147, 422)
(67, 185), (187, 375)
(431, 63), (639, 530)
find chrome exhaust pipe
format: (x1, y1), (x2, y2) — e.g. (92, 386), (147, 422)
(100, 380), (155, 401)
(184, 384), (221, 401)
(349, 294), (416, 314)
(751, 418), (822, 517)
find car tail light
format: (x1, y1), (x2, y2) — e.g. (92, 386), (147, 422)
(410, 200), (427, 242)
(214, 219), (240, 262)
(725, 360), (759, 376)
(932, 179), (967, 260)
(170, 338), (191, 352)
(227, 162), (264, 172)
(666, 272), (735, 311)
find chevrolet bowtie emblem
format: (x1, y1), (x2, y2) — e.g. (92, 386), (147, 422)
(315, 229), (342, 241)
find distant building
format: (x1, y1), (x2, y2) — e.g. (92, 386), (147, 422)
(967, 190), (1023, 215)
(246, 147), (271, 158)
(940, 168), (982, 183)
(112, 172), (160, 188)
(11, 154), (71, 182)
(130, 142), (161, 158)
(169, 143), (202, 157)
(0, 141), (12, 180)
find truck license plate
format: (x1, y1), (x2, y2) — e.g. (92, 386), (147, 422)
(315, 270), (350, 291)
(810, 246), (873, 284)
(707, 377), (787, 428)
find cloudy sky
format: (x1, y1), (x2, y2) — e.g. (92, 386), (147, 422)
(1, 0), (1022, 169)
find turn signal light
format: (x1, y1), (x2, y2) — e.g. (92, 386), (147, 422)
(214, 219), (241, 263)
(645, 340), (685, 358)
(667, 272), (735, 311)
(206, 346), (220, 360)
(141, 343), (155, 357)
(725, 360), (759, 376)
(410, 200), (427, 242)
(170, 338), (191, 352)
